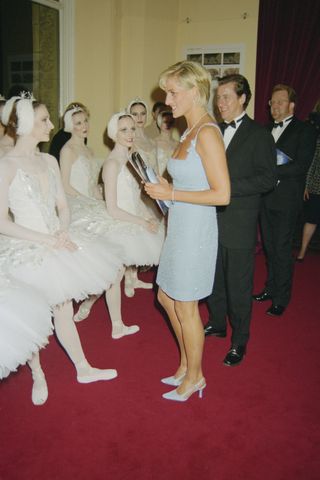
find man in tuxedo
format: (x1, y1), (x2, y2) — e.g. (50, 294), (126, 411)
(204, 74), (276, 366)
(253, 84), (317, 315)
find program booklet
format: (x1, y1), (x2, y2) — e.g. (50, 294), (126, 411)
(129, 151), (170, 216)
(276, 149), (293, 166)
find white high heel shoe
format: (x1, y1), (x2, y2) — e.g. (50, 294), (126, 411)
(161, 372), (186, 386)
(162, 378), (206, 402)
(31, 368), (48, 406)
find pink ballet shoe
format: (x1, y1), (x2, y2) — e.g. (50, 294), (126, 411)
(124, 282), (135, 298)
(31, 369), (48, 406)
(133, 279), (153, 290)
(73, 300), (92, 323)
(76, 361), (118, 383)
(112, 324), (140, 340)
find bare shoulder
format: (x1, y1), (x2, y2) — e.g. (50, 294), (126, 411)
(198, 123), (221, 139)
(0, 154), (18, 181)
(60, 141), (77, 160)
(43, 152), (60, 170)
(102, 153), (120, 177)
(197, 123), (223, 149)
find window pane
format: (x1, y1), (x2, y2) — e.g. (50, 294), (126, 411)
(32, 2), (59, 139)
(0, 0), (60, 148)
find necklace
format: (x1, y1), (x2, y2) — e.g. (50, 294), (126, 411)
(179, 112), (208, 143)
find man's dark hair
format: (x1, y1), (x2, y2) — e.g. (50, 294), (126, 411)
(219, 74), (252, 109)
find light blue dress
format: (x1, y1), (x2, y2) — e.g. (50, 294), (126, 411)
(156, 125), (218, 301)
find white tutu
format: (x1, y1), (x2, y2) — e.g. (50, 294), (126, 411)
(68, 160), (165, 267)
(69, 195), (164, 267)
(0, 276), (53, 380)
(2, 163), (123, 307)
(0, 232), (123, 307)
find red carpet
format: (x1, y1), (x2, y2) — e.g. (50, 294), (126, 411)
(1, 253), (320, 480)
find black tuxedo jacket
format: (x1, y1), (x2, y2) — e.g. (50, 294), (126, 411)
(217, 114), (277, 249)
(263, 117), (317, 210)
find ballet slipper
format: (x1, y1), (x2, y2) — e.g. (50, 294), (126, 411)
(76, 360), (118, 383)
(124, 282), (135, 298)
(133, 279), (153, 290)
(73, 299), (92, 323)
(31, 368), (48, 406)
(112, 324), (140, 340)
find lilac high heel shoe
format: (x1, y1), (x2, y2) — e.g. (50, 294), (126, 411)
(161, 372), (186, 387)
(162, 378), (206, 402)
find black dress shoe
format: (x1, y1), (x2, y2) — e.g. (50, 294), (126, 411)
(266, 304), (286, 316)
(295, 257), (304, 263)
(223, 345), (246, 367)
(204, 322), (226, 338)
(252, 290), (272, 302)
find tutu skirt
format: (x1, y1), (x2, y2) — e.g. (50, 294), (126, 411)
(0, 277), (53, 379)
(68, 195), (165, 267)
(0, 230), (123, 307)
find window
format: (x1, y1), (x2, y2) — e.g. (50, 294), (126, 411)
(185, 44), (245, 80)
(0, 0), (73, 138)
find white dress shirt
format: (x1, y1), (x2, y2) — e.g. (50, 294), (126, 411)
(223, 112), (246, 149)
(271, 115), (293, 142)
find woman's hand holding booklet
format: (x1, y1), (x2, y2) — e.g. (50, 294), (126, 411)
(129, 152), (170, 215)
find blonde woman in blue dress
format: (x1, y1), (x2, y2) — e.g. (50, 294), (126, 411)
(145, 61), (230, 402)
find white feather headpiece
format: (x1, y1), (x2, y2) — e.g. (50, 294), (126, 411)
(107, 111), (135, 142)
(1, 96), (20, 126)
(63, 105), (84, 132)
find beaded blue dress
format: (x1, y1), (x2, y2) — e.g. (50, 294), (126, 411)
(156, 125), (219, 301)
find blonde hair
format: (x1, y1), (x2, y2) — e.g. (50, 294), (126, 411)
(159, 61), (211, 107)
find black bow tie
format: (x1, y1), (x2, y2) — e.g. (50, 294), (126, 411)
(220, 120), (236, 134)
(273, 117), (293, 129)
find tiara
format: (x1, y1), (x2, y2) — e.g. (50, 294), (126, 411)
(16, 92), (37, 135)
(127, 97), (148, 115)
(19, 91), (36, 101)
